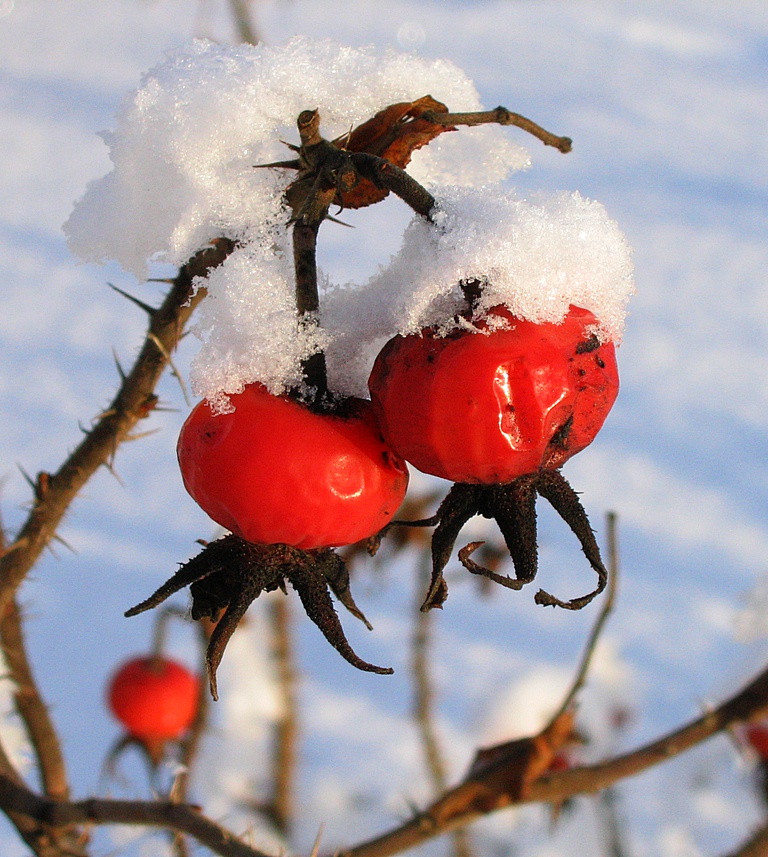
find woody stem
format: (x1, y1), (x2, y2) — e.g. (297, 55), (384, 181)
(292, 221), (328, 401)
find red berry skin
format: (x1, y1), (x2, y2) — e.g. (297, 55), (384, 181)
(368, 305), (619, 484)
(177, 384), (409, 549)
(108, 657), (199, 742)
(745, 724), (768, 760)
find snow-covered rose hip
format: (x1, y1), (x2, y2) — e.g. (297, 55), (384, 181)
(368, 305), (618, 484)
(177, 383), (409, 549)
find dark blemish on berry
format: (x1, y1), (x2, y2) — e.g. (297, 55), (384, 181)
(548, 414), (574, 450)
(575, 335), (600, 354)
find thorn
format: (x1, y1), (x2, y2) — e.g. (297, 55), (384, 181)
(112, 348), (127, 381)
(253, 157), (301, 169)
(17, 466), (51, 503)
(124, 429), (161, 442)
(107, 282), (157, 317)
(339, 124), (354, 150)
(147, 333), (190, 408)
(309, 823), (325, 857)
(52, 532), (77, 554)
(16, 463), (36, 493)
(102, 458), (125, 487)
(326, 213), (354, 228)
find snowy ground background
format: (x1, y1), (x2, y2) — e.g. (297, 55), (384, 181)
(1, 1), (768, 856)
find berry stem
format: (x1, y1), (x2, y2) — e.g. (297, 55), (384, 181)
(292, 221), (329, 401)
(351, 153), (436, 219)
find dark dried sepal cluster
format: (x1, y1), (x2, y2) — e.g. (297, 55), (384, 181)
(390, 469), (608, 613)
(126, 535), (391, 699)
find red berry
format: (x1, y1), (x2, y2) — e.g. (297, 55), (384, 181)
(107, 657), (199, 742)
(177, 383), (409, 549)
(745, 723), (768, 760)
(368, 305), (619, 484)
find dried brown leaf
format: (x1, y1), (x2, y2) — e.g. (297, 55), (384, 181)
(428, 710), (577, 825)
(337, 96), (453, 208)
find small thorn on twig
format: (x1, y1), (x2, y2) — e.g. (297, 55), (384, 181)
(326, 214), (354, 228)
(112, 348), (127, 381)
(52, 532), (77, 554)
(147, 333), (190, 407)
(254, 157), (301, 170)
(124, 429), (162, 442)
(17, 466), (51, 504)
(102, 457), (125, 487)
(107, 282), (158, 317)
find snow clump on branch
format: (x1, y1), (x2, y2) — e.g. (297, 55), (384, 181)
(64, 37), (632, 405)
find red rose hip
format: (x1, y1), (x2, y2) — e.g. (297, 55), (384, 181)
(177, 384), (409, 549)
(368, 305), (618, 484)
(108, 656), (199, 742)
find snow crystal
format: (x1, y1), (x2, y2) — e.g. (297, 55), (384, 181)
(187, 241), (331, 410)
(65, 37), (633, 402)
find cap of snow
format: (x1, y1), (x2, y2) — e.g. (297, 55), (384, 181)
(65, 37), (632, 404)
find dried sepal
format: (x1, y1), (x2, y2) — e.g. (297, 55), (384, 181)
(387, 470), (608, 612)
(125, 535), (391, 699)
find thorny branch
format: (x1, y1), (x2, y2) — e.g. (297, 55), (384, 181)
(547, 511), (620, 728)
(0, 238), (235, 618)
(0, 599), (69, 803)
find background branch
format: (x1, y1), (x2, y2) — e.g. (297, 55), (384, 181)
(267, 596), (298, 838)
(411, 553), (474, 857)
(336, 633), (768, 857)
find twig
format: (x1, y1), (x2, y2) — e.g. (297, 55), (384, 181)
(228, 0), (260, 45)
(292, 222), (329, 401)
(0, 737), (86, 857)
(0, 238), (235, 617)
(267, 596), (297, 838)
(423, 107), (572, 153)
(0, 521), (86, 856)
(412, 553), (447, 793)
(0, 774), (271, 857)
(165, 611), (211, 857)
(350, 154), (436, 219)
(0, 599), (69, 803)
(411, 553), (474, 857)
